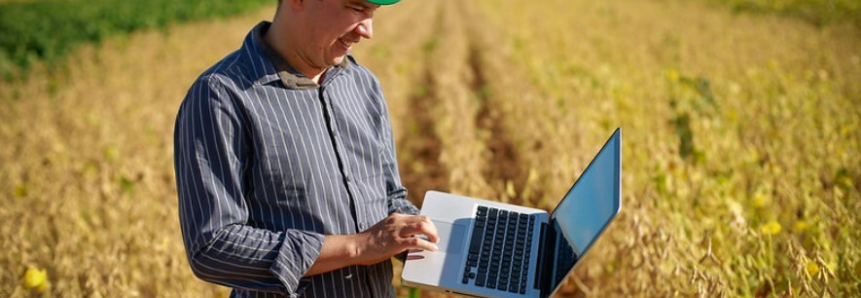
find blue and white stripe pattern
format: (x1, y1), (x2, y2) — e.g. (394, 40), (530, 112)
(174, 21), (418, 298)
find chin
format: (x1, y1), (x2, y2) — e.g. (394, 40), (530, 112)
(331, 56), (346, 65)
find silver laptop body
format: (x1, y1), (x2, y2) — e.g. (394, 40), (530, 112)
(402, 128), (622, 298)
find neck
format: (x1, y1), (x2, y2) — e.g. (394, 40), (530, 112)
(264, 19), (326, 83)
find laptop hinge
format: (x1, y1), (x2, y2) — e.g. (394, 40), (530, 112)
(532, 223), (549, 290)
(534, 222), (556, 298)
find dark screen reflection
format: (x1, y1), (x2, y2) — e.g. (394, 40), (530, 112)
(546, 130), (620, 293)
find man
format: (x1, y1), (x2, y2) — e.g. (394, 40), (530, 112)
(173, 0), (439, 296)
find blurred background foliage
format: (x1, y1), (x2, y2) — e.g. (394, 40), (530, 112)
(0, 0), (858, 296)
(0, 0), (272, 80)
(700, 0), (861, 26)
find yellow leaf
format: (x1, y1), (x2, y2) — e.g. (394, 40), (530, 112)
(792, 220), (809, 232)
(761, 221), (781, 236)
(104, 146), (119, 162)
(13, 184), (27, 198)
(505, 180), (516, 198)
(752, 193), (770, 208)
(23, 268), (47, 291)
(666, 69), (680, 82)
(806, 262), (819, 276)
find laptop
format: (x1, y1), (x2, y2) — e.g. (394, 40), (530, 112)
(402, 128), (622, 298)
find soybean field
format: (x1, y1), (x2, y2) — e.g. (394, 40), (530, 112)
(1, 0), (859, 297)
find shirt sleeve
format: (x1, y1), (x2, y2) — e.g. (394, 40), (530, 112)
(174, 75), (324, 297)
(376, 89), (420, 216)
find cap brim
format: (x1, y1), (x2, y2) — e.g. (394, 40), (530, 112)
(367, 0), (401, 5)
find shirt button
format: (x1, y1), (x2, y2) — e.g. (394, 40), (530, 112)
(345, 174), (352, 182)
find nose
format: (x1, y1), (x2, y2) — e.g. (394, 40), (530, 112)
(355, 18), (373, 40)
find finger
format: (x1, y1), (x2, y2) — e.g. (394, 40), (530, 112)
(410, 216), (439, 243)
(399, 221), (439, 243)
(402, 236), (438, 252)
(418, 219), (439, 243)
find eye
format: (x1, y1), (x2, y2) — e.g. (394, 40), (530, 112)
(350, 6), (364, 13)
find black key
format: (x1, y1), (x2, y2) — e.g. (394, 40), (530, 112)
(476, 275), (486, 287)
(478, 266), (488, 273)
(487, 282), (496, 289)
(469, 229), (483, 254)
(462, 277), (469, 284)
(498, 284), (507, 291)
(520, 286), (527, 294)
(468, 260), (478, 267)
(469, 272), (476, 279)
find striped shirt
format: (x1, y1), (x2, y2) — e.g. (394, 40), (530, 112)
(173, 21), (418, 298)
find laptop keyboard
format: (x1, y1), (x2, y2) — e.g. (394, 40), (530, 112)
(462, 205), (536, 295)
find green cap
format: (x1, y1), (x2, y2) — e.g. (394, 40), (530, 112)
(367, 0), (401, 4)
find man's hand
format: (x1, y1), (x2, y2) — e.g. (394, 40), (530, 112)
(305, 214), (439, 277)
(354, 213), (439, 265)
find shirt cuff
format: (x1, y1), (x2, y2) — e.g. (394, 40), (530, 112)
(269, 230), (325, 296)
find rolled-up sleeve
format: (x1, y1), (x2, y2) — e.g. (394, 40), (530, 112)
(174, 75), (324, 296)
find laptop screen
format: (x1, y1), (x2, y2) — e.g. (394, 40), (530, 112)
(547, 128), (621, 292)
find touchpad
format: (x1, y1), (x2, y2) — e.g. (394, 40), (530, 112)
(430, 220), (466, 254)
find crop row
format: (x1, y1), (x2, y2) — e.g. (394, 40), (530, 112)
(471, 0), (859, 296)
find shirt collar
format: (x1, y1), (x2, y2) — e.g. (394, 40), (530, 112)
(244, 21), (350, 89)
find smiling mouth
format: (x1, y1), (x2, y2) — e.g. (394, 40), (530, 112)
(338, 38), (357, 50)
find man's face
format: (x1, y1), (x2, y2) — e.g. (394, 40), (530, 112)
(299, 0), (378, 70)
